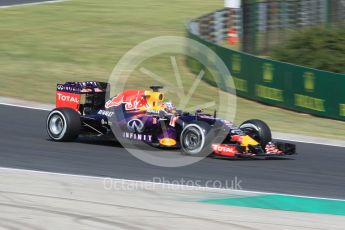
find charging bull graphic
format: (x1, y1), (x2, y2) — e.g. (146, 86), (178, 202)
(105, 88), (166, 112)
(105, 90), (149, 111)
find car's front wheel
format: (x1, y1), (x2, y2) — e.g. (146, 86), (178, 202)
(239, 119), (272, 148)
(46, 108), (81, 141)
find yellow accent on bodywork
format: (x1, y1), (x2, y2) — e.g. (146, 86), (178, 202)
(159, 138), (176, 147)
(240, 135), (259, 147)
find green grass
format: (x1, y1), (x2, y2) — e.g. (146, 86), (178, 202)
(0, 0), (221, 101)
(1, 0), (345, 140)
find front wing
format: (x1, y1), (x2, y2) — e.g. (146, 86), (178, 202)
(211, 142), (296, 158)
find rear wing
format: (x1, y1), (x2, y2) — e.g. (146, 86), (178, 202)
(56, 81), (109, 112)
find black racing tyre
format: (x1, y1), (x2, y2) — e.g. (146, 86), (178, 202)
(239, 119), (272, 148)
(180, 121), (213, 157)
(46, 108), (81, 141)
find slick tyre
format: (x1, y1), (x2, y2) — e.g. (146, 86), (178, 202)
(46, 108), (81, 141)
(239, 119), (272, 148)
(180, 122), (213, 157)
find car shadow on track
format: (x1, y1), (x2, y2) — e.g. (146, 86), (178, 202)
(62, 137), (296, 161)
(211, 155), (295, 161)
(45, 137), (122, 148)
(76, 138), (122, 148)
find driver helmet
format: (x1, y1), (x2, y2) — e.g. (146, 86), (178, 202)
(164, 101), (176, 113)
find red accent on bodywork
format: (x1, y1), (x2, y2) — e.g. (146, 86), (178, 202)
(265, 143), (283, 155)
(212, 144), (238, 157)
(105, 90), (148, 110)
(56, 91), (81, 111)
(169, 115), (179, 127)
(231, 135), (242, 142)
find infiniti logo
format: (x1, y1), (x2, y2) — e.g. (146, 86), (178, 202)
(127, 119), (145, 133)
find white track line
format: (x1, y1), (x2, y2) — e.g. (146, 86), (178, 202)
(1, 166), (345, 202)
(0, 0), (66, 9)
(0, 102), (51, 111)
(274, 136), (345, 148)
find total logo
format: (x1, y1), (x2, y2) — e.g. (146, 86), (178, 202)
(57, 93), (79, 103)
(212, 144), (237, 154)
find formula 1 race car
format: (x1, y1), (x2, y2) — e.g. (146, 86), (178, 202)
(46, 81), (296, 158)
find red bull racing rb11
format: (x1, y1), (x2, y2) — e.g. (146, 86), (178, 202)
(46, 81), (296, 158)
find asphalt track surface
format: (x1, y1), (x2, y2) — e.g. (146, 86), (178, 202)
(1, 104), (345, 199)
(0, 0), (56, 6)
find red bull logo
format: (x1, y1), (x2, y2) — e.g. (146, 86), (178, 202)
(105, 90), (149, 110)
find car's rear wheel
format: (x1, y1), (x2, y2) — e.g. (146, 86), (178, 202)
(239, 119), (272, 148)
(180, 122), (213, 156)
(47, 108), (81, 141)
